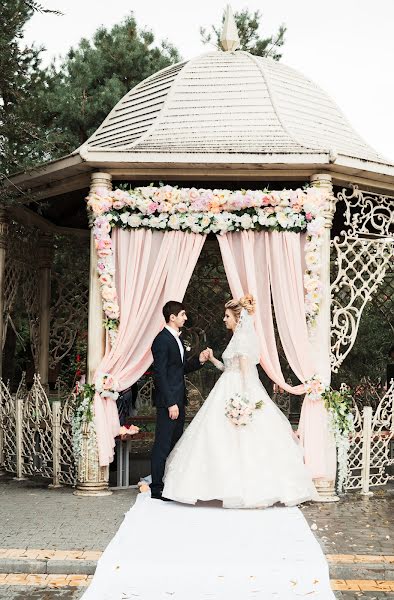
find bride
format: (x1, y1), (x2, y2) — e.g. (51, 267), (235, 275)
(162, 294), (318, 508)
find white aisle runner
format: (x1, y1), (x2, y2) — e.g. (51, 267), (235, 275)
(81, 493), (335, 600)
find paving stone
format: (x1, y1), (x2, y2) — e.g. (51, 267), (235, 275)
(0, 586), (84, 599)
(0, 474), (137, 551)
(300, 485), (394, 556)
(0, 559), (46, 574)
(46, 560), (96, 575)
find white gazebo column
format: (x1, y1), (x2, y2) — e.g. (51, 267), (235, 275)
(310, 173), (339, 500)
(38, 233), (54, 386)
(0, 209), (9, 379)
(75, 172), (113, 496)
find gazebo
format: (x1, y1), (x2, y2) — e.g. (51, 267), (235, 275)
(2, 10), (393, 497)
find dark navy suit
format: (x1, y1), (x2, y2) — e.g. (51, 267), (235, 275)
(150, 327), (203, 496)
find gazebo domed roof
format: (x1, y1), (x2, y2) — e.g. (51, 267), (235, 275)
(83, 50), (389, 165)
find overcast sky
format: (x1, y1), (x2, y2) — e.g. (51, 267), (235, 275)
(24, 0), (394, 161)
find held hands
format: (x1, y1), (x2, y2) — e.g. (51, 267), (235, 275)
(168, 404), (179, 420)
(199, 347), (214, 364)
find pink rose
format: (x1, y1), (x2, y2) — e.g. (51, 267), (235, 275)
(147, 202), (158, 214)
(176, 202), (188, 213)
(189, 188), (199, 201)
(102, 285), (117, 301)
(102, 374), (118, 390)
(103, 301), (120, 318)
(99, 274), (112, 285)
(113, 200), (125, 210)
(113, 189), (127, 201)
(94, 187), (108, 198)
(95, 238), (111, 250)
(98, 221), (111, 234)
(97, 248), (112, 258)
(291, 203), (302, 213)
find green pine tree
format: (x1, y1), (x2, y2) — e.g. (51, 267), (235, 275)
(0, 0), (56, 176)
(42, 14), (181, 154)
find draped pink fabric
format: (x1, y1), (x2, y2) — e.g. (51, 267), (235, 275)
(218, 230), (335, 479)
(94, 229), (206, 466)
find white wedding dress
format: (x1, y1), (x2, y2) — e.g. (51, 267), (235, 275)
(163, 310), (318, 508)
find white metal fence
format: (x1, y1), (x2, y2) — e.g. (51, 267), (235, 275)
(0, 374), (77, 486)
(345, 380), (394, 493)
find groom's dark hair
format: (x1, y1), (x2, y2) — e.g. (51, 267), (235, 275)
(163, 301), (185, 323)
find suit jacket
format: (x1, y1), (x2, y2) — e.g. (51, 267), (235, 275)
(151, 328), (203, 408)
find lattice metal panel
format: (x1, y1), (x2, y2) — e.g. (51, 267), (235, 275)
(370, 268), (394, 334)
(58, 392), (77, 485)
(0, 379), (17, 473)
(272, 386), (291, 418)
(183, 239), (232, 399)
(345, 381), (394, 491)
(3, 262), (22, 351)
(22, 270), (41, 370)
(4, 222), (41, 363)
(21, 375), (54, 479)
(331, 186), (394, 372)
(344, 403), (363, 490)
(370, 382), (394, 486)
(49, 236), (89, 368)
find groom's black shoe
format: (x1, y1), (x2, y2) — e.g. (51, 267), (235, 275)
(151, 492), (173, 502)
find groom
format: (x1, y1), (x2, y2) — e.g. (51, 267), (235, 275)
(150, 300), (210, 500)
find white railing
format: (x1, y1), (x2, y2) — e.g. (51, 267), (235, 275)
(0, 374), (77, 486)
(345, 380), (394, 493)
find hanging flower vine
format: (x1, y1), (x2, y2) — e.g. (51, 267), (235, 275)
(322, 383), (355, 493)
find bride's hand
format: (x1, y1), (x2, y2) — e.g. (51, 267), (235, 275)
(207, 347), (214, 361)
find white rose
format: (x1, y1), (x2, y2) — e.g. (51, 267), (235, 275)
(240, 214), (253, 229)
(258, 213), (268, 227)
(200, 215), (211, 229)
(277, 213), (290, 228)
(267, 215), (277, 226)
(168, 214), (181, 230)
(149, 216), (160, 228)
(120, 212), (130, 224)
(305, 252), (318, 266)
(128, 214), (142, 228)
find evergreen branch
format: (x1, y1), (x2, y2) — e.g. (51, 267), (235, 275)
(23, 0), (63, 15)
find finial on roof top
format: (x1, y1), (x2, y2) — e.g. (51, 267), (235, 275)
(220, 4), (240, 51)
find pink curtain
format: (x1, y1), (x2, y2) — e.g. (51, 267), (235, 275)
(218, 230), (335, 479)
(94, 229), (206, 466)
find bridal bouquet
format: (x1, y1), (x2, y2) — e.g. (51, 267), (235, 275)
(225, 393), (264, 426)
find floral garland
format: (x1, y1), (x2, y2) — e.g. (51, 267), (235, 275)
(87, 185), (327, 345)
(72, 383), (95, 460)
(322, 383), (355, 493)
(72, 378), (139, 456)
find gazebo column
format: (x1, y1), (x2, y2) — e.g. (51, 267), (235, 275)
(38, 233), (54, 386)
(310, 173), (338, 500)
(75, 172), (113, 497)
(0, 209), (9, 378)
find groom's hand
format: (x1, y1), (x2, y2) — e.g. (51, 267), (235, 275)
(168, 404), (179, 420)
(199, 349), (210, 364)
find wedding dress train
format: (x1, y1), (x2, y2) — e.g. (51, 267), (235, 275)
(163, 310), (318, 508)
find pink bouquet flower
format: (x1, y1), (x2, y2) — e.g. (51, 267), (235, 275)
(225, 393), (264, 426)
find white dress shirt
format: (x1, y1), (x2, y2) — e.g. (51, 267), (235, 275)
(165, 326), (184, 361)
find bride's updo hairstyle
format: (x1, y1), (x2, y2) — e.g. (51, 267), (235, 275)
(225, 294), (256, 322)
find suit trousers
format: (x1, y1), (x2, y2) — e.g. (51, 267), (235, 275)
(151, 405), (185, 495)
